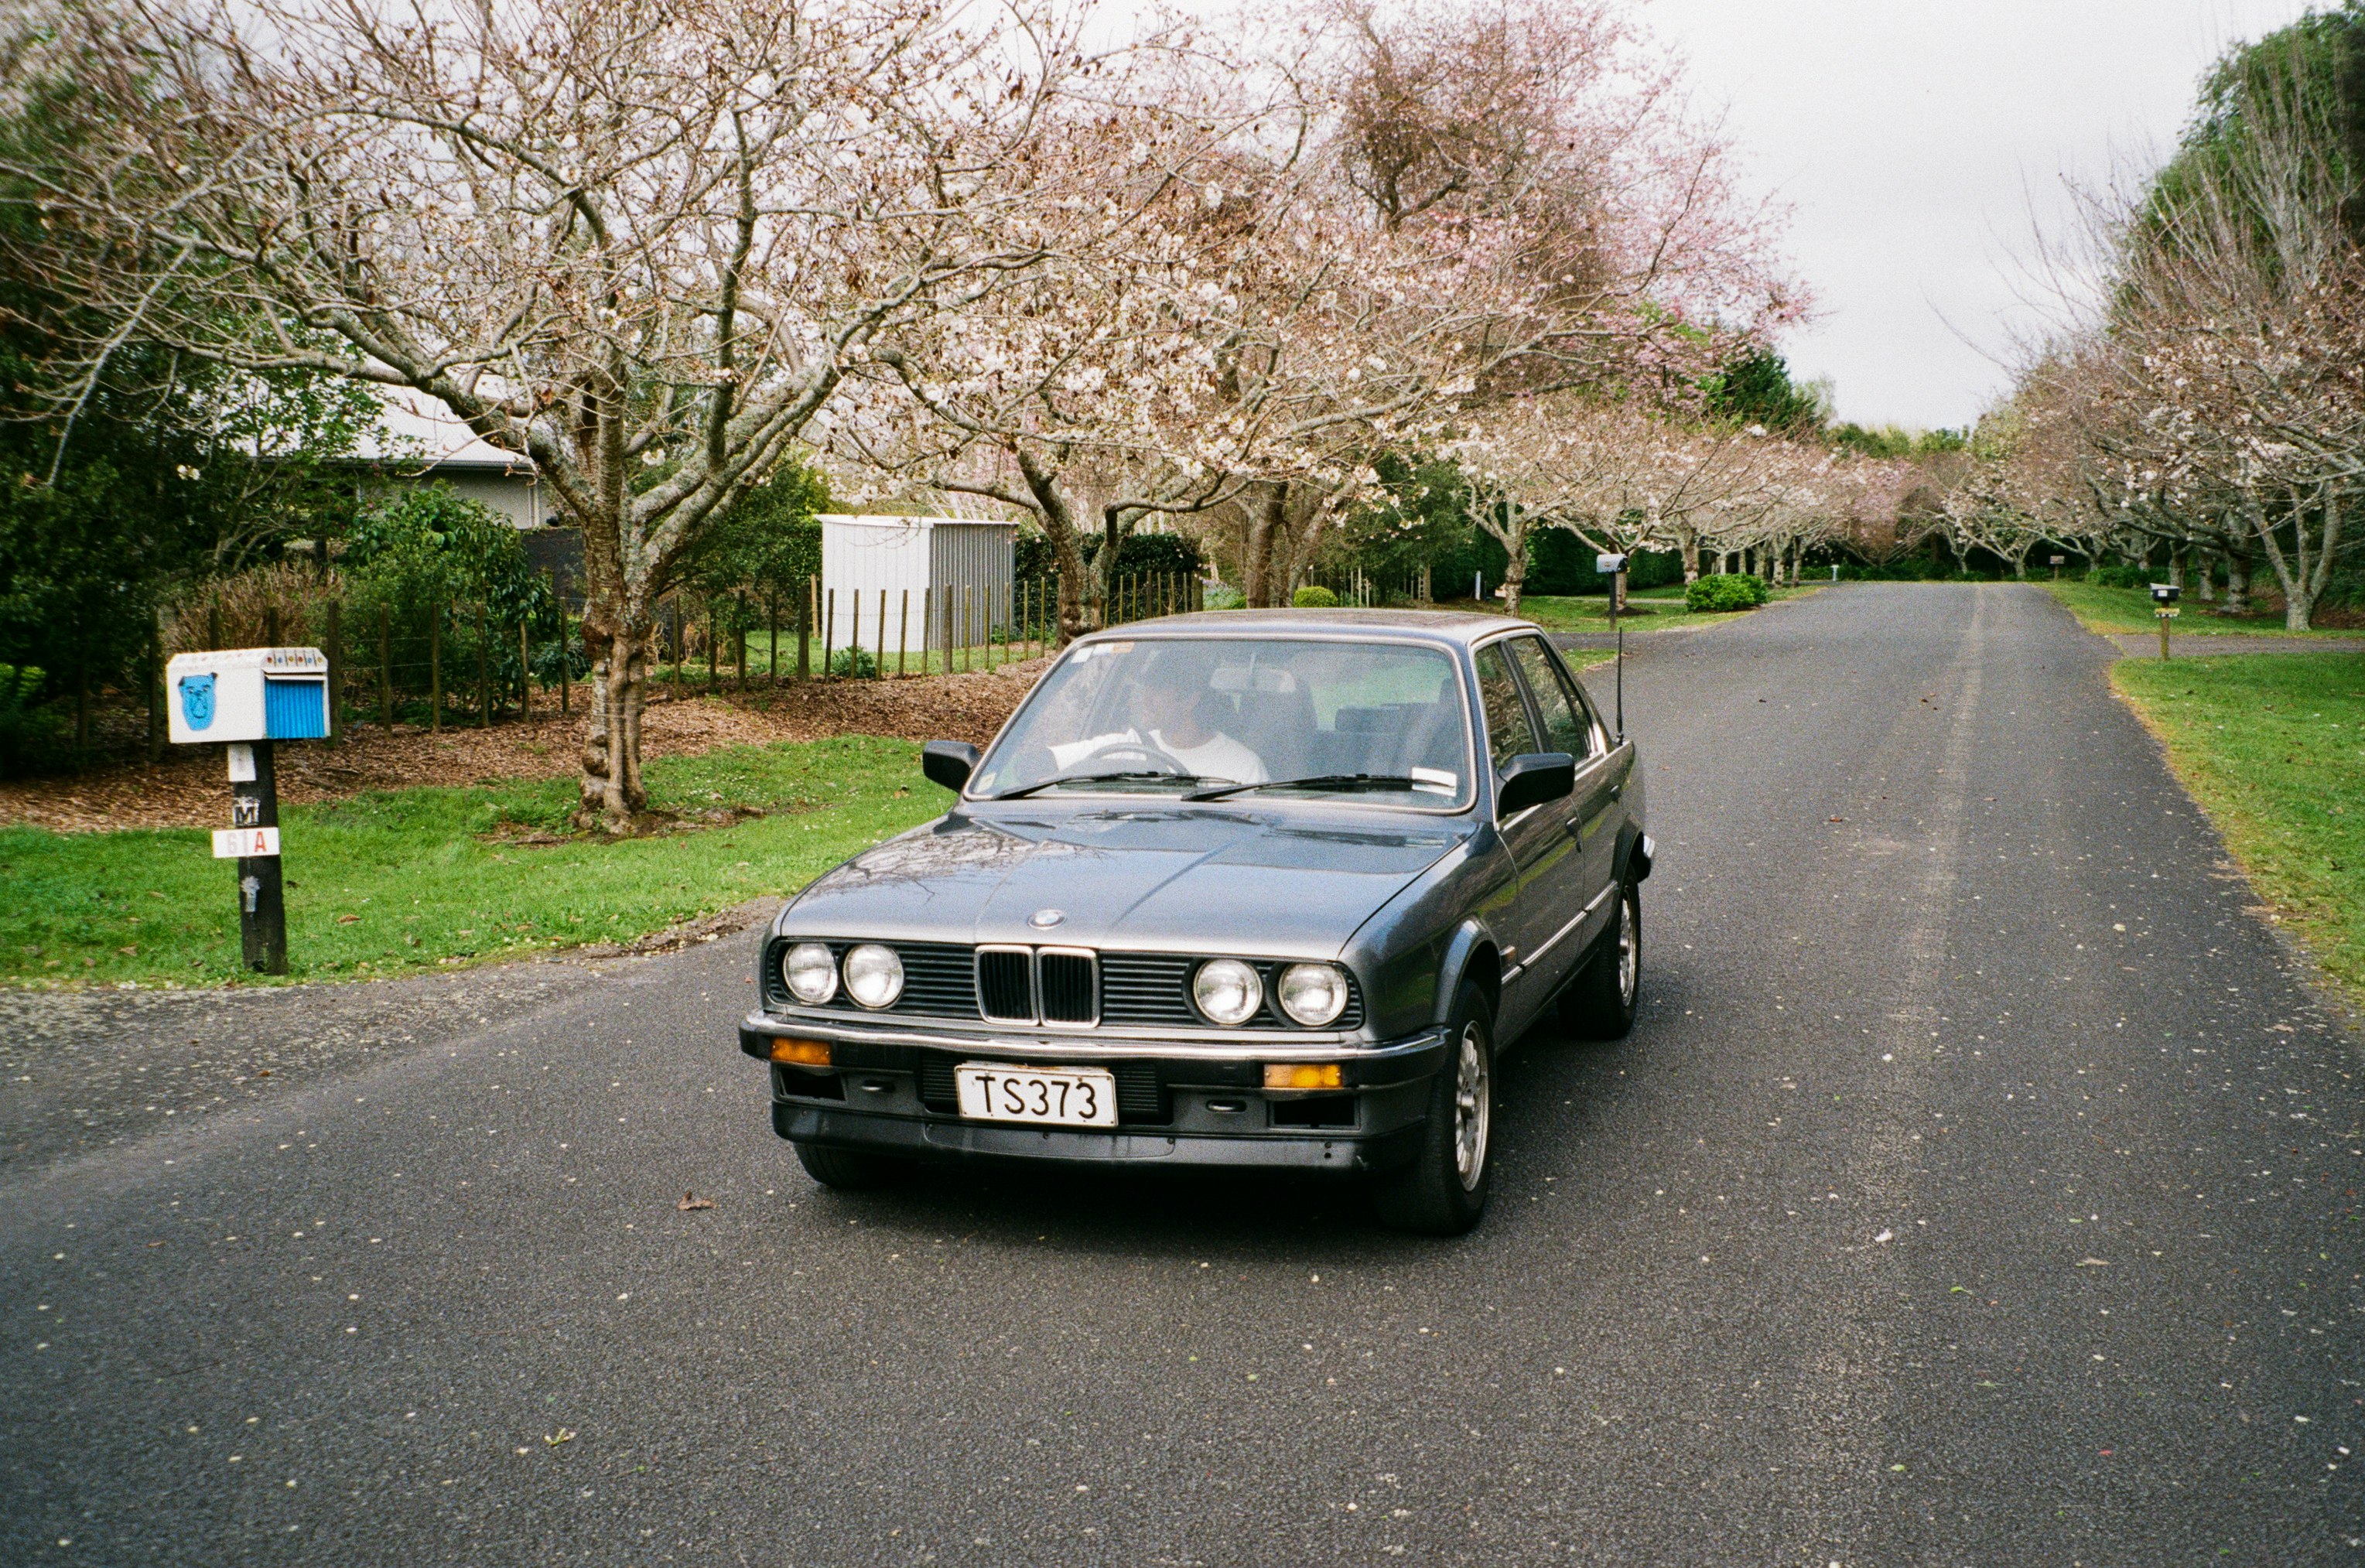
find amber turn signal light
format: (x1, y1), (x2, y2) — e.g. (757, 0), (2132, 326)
(768, 1037), (833, 1068)
(1263, 1063), (1342, 1091)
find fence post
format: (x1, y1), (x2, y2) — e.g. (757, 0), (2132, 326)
(379, 607), (394, 729)
(206, 602), (222, 652)
(768, 593), (780, 686)
(324, 596), (343, 746)
(796, 578), (812, 680)
(477, 605), (492, 726)
(145, 607), (165, 763)
(823, 589), (836, 678)
(898, 589), (910, 676)
(556, 607), (569, 717)
(429, 608), (443, 733)
(874, 589), (887, 679)
(736, 593), (747, 691)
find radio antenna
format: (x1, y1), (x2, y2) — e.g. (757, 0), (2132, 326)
(1598, 552), (1627, 739)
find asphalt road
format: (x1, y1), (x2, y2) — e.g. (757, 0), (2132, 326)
(4, 583), (2359, 1566)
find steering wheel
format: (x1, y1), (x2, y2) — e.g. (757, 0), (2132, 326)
(1076, 737), (1194, 777)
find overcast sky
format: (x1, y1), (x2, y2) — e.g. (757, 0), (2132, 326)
(1645, 0), (2324, 431)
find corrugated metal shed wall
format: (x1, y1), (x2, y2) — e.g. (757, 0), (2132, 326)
(819, 515), (1014, 654)
(928, 521), (1016, 653)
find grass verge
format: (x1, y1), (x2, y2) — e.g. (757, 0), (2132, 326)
(0, 735), (945, 989)
(2113, 651), (2365, 1009)
(2044, 579), (2344, 638)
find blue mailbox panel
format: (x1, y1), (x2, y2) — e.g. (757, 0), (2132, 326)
(263, 677), (329, 740)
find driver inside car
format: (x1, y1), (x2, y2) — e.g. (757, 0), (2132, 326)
(1046, 661), (1268, 785)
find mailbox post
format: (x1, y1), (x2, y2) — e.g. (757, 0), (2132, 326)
(2150, 582), (2181, 660)
(166, 647), (330, 975)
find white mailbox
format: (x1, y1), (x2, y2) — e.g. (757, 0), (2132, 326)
(166, 647), (330, 745)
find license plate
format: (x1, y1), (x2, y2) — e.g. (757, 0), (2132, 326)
(954, 1064), (1118, 1128)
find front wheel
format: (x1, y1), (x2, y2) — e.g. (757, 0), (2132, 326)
(1561, 878), (1640, 1040)
(1373, 980), (1495, 1236)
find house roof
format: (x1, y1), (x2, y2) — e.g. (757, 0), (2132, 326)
(354, 389), (536, 476)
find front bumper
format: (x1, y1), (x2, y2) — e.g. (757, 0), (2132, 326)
(739, 1011), (1447, 1173)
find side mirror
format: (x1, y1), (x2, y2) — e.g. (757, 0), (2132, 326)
(1496, 751), (1574, 817)
(922, 740), (982, 794)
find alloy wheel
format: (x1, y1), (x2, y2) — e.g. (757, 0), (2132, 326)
(1452, 1023), (1490, 1190)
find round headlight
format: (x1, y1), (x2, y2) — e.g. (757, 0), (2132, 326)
(782, 941), (838, 1004)
(1276, 962), (1350, 1027)
(1192, 958), (1263, 1026)
(842, 943), (905, 1009)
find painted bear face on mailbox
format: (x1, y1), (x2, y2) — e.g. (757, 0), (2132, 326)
(179, 672), (216, 731)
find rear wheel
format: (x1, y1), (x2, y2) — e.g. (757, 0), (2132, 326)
(793, 1142), (910, 1191)
(1373, 979), (1495, 1236)
(1560, 878), (1640, 1040)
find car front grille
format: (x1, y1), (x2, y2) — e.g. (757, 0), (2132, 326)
(975, 948), (1034, 1022)
(1037, 951), (1097, 1024)
(764, 939), (1360, 1030)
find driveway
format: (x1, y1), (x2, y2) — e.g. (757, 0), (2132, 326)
(2, 582), (2356, 1566)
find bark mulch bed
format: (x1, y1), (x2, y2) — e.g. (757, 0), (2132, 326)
(0, 659), (1049, 834)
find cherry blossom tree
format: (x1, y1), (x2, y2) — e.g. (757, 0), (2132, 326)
(2, 0), (1093, 827)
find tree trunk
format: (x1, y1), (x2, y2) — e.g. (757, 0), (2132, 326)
(2224, 549), (2252, 617)
(1009, 450), (1096, 644)
(576, 620), (651, 831)
(1500, 521), (1530, 616)
(1244, 484), (1287, 608)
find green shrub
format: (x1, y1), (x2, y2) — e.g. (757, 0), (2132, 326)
(2088, 563), (2152, 589)
(1292, 585), (1341, 608)
(829, 646), (878, 678)
(0, 663), (61, 777)
(1684, 573), (1770, 613)
(1201, 583), (1245, 610)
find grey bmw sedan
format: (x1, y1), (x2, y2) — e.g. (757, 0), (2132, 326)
(737, 610), (1650, 1234)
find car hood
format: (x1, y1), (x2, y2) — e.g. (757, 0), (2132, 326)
(782, 805), (1471, 955)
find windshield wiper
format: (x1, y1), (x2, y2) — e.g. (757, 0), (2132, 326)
(1185, 773), (1428, 801)
(991, 770), (1228, 801)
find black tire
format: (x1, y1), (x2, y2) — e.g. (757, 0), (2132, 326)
(793, 1141), (910, 1191)
(1560, 878), (1641, 1040)
(1373, 979), (1495, 1236)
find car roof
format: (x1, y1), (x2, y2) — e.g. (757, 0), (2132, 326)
(1075, 608), (1532, 647)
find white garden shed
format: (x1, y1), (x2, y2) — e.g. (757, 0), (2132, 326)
(818, 514), (1018, 655)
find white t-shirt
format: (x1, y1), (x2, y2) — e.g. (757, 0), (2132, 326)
(1046, 726), (1266, 785)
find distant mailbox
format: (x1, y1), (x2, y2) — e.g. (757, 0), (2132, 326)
(166, 647), (330, 745)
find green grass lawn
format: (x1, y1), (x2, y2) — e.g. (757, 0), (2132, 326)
(2044, 578), (2346, 638)
(2114, 651), (2365, 1008)
(0, 735), (947, 989)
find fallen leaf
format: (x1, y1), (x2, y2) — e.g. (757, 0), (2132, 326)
(1874, 1229), (1894, 1244)
(544, 1428), (574, 1446)
(677, 1191), (713, 1211)
(2077, 1257), (2110, 1267)
(337, 914), (361, 924)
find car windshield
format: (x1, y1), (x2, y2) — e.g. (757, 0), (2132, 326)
(969, 637), (1474, 808)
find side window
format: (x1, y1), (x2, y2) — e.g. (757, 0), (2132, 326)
(1509, 636), (1598, 759)
(1473, 643), (1539, 771)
